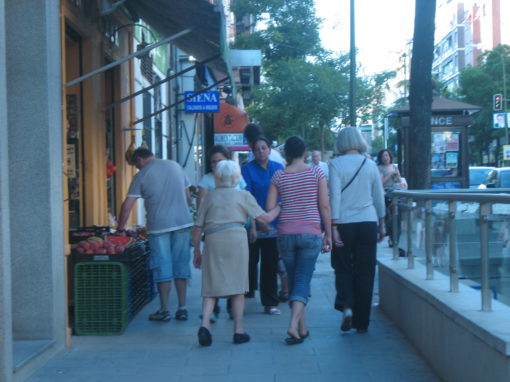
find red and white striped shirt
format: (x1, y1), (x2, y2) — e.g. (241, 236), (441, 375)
(271, 166), (325, 236)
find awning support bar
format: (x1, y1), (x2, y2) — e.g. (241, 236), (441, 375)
(130, 76), (229, 126)
(65, 27), (195, 88)
(105, 54), (220, 110)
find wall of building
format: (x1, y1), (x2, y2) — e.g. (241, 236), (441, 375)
(2, 1), (66, 381)
(0, 1), (13, 380)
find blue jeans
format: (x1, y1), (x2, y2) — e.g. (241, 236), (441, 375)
(277, 234), (322, 305)
(148, 228), (191, 283)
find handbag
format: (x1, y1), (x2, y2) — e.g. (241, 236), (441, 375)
(342, 157), (367, 192)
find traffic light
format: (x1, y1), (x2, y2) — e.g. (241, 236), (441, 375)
(494, 94), (503, 111)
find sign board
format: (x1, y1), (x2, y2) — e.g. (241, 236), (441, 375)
(184, 91), (220, 113)
(214, 133), (247, 148)
(493, 112), (510, 129)
(401, 115), (473, 127)
(214, 101), (250, 133)
(503, 145), (510, 160)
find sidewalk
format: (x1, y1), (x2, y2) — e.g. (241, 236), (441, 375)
(28, 244), (442, 382)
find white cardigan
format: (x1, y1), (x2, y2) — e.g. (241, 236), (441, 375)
(329, 153), (385, 224)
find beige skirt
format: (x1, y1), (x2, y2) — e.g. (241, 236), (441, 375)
(201, 226), (249, 297)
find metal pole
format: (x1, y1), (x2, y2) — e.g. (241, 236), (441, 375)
(392, 196), (399, 260)
(65, 28), (195, 88)
(448, 201), (458, 291)
(407, 199), (414, 269)
(502, 55), (508, 144)
(479, 202), (492, 311)
(425, 200), (433, 279)
(349, 0), (356, 127)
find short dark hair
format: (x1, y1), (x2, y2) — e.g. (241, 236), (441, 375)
(208, 145), (232, 160)
(244, 123), (263, 144)
(251, 135), (272, 150)
(377, 149), (393, 164)
(132, 147), (154, 162)
(284, 136), (306, 163)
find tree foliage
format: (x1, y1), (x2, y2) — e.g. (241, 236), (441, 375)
(232, 0), (397, 152)
(459, 45), (510, 164)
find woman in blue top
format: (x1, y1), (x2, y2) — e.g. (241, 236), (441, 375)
(241, 136), (284, 314)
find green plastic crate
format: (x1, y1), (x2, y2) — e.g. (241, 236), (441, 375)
(74, 262), (128, 335)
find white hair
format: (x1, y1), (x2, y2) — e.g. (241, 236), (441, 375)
(214, 160), (241, 188)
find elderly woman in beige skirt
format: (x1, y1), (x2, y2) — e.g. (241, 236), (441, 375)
(192, 160), (280, 346)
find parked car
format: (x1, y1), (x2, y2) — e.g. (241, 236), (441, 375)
(478, 167), (510, 189)
(469, 166), (495, 189)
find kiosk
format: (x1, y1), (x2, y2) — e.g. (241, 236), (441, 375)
(389, 97), (482, 189)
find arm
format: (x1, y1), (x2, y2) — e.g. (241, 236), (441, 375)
(318, 177), (332, 252)
(196, 187), (208, 211)
(329, 162), (341, 225)
(117, 196), (137, 231)
(256, 205), (281, 224)
(186, 187), (192, 206)
(373, 167), (387, 242)
(266, 183), (279, 211)
(192, 225), (203, 269)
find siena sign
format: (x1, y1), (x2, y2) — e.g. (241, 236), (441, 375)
(184, 91), (220, 113)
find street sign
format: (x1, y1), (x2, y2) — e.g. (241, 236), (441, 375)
(214, 133), (248, 149)
(184, 91), (220, 113)
(493, 112), (510, 128)
(503, 145), (510, 160)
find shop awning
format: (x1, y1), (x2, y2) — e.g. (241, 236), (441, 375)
(127, 0), (231, 76)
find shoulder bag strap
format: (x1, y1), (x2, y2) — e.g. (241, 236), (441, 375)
(341, 157), (367, 193)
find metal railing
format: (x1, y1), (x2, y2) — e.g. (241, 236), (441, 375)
(390, 189), (510, 312)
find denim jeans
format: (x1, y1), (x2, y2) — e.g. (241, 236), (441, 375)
(277, 234), (322, 305)
(148, 228), (191, 283)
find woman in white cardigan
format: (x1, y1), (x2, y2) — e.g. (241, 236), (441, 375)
(329, 127), (386, 334)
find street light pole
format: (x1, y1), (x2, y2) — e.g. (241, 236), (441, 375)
(349, 0), (356, 127)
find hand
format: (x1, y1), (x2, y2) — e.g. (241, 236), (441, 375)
(249, 229), (257, 244)
(322, 235), (332, 253)
(377, 225), (386, 243)
(193, 247), (202, 269)
(332, 227), (344, 247)
(258, 221), (270, 233)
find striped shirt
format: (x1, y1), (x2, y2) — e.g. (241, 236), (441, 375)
(271, 166), (325, 236)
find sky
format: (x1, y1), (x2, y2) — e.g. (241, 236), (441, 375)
(314, 0), (416, 76)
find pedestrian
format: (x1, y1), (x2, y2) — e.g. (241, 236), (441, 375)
(117, 147), (193, 322)
(329, 127), (386, 334)
(192, 160), (280, 346)
(266, 136), (332, 344)
(377, 149), (402, 247)
(311, 150), (329, 180)
(241, 136), (283, 315)
(243, 123), (286, 165)
(196, 144), (247, 321)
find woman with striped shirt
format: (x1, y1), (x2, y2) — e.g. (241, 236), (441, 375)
(266, 136), (332, 344)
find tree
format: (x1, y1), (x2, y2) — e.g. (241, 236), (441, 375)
(407, 0), (436, 189)
(459, 45), (510, 164)
(232, 0), (398, 152)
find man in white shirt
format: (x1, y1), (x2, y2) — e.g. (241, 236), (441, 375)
(311, 150), (329, 180)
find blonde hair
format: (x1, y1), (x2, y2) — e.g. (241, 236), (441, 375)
(214, 160), (241, 188)
(334, 126), (369, 155)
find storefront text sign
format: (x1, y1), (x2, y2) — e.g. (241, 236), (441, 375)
(184, 91), (220, 113)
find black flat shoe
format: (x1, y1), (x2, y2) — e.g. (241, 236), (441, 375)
(198, 326), (212, 346)
(233, 332), (250, 344)
(300, 331), (310, 339)
(285, 335), (304, 345)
